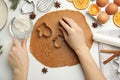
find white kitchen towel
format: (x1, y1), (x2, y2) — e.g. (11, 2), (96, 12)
(98, 29), (120, 80)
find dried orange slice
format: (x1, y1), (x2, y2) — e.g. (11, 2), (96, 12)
(72, 0), (90, 10)
(113, 12), (120, 27)
(88, 4), (100, 16)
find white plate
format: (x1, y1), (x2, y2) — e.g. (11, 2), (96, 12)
(0, 0), (8, 31)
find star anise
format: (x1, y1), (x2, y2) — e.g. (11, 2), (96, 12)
(29, 12), (36, 19)
(41, 67), (48, 74)
(54, 1), (61, 8)
(92, 22), (98, 28)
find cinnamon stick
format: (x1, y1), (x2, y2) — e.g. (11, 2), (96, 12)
(101, 50), (120, 64)
(100, 50), (118, 53)
(103, 54), (116, 64)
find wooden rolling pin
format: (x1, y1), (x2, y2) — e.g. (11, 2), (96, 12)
(93, 33), (120, 47)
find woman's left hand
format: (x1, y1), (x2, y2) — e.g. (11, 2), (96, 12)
(8, 38), (29, 80)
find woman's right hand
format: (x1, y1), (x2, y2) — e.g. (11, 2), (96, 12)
(59, 17), (106, 80)
(59, 17), (88, 53)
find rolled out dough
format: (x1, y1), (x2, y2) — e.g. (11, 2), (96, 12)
(30, 10), (93, 67)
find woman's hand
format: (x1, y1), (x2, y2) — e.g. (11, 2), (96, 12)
(8, 38), (28, 80)
(59, 17), (88, 53)
(59, 17), (106, 80)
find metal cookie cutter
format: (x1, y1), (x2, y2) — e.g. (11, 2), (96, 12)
(114, 57), (120, 73)
(36, 0), (55, 12)
(21, 1), (35, 14)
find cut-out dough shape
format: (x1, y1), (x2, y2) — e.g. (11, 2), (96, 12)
(53, 36), (63, 48)
(37, 23), (52, 38)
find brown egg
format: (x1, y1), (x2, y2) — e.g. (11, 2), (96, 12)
(114, 0), (120, 6)
(105, 3), (118, 15)
(97, 12), (109, 24)
(96, 0), (109, 7)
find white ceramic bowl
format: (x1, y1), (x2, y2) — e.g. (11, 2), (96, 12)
(0, 0), (8, 31)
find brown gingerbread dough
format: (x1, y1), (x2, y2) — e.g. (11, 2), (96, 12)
(30, 10), (93, 67)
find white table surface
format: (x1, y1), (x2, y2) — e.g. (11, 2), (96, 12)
(0, 0), (119, 80)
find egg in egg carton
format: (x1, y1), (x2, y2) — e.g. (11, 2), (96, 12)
(87, 0), (119, 25)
